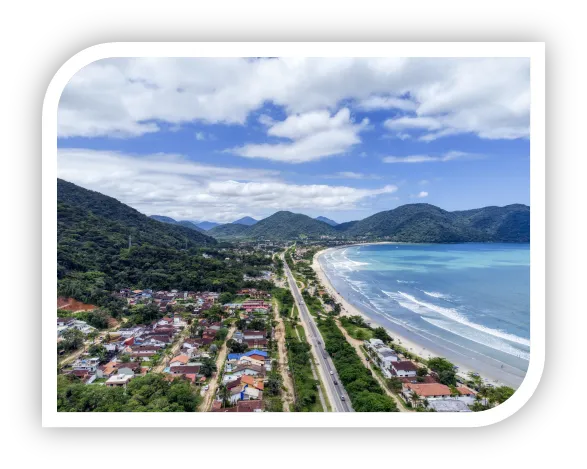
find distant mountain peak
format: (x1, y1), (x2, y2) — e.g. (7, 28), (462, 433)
(315, 216), (338, 226)
(232, 216), (258, 226)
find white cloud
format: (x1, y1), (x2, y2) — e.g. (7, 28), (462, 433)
(419, 179), (429, 185)
(58, 148), (397, 222)
(411, 191), (429, 198)
(58, 57), (529, 143)
(356, 95), (417, 112)
(195, 132), (206, 141)
(326, 171), (382, 180)
(383, 151), (479, 164)
(230, 108), (369, 163)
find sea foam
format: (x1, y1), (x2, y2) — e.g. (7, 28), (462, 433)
(383, 291), (531, 348)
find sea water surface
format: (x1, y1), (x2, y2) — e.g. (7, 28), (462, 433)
(319, 243), (530, 387)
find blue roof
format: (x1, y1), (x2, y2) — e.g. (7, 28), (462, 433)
(227, 353), (244, 361)
(244, 349), (267, 357)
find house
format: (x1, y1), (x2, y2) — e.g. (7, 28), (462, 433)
(243, 338), (268, 350)
(455, 386), (478, 405)
(72, 357), (100, 373)
(390, 361), (419, 377)
(211, 400), (263, 412)
(427, 399), (472, 412)
(222, 364), (265, 383)
(105, 374), (133, 388)
(240, 375), (264, 391)
(169, 355), (190, 367)
(115, 361), (142, 375)
(401, 383), (453, 402)
(57, 317), (73, 327)
(239, 355), (264, 367)
(169, 365), (202, 376)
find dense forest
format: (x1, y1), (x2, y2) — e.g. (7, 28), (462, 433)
(57, 179), (273, 311)
(57, 373), (200, 411)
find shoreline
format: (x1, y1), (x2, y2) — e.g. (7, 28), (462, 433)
(312, 245), (520, 388)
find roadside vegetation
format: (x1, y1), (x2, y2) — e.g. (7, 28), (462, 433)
(316, 316), (398, 412)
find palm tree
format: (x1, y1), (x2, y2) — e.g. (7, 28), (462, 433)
(410, 391), (421, 408)
(218, 384), (231, 408)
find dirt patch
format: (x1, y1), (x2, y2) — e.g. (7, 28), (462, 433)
(57, 297), (97, 312)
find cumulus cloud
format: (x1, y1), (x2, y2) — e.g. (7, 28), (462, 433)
(356, 95), (417, 112)
(58, 57), (529, 143)
(382, 151), (479, 164)
(230, 108), (369, 163)
(411, 191), (429, 198)
(57, 148), (397, 222)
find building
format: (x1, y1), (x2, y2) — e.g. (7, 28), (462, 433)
(105, 374), (133, 388)
(401, 383), (453, 402)
(391, 361), (419, 377)
(428, 399), (472, 412)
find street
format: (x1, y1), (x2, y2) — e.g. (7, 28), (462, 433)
(282, 254), (353, 412)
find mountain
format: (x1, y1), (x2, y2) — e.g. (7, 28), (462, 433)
(342, 203), (529, 243)
(208, 223), (251, 239)
(177, 220), (207, 232)
(196, 221), (220, 231)
(452, 204), (530, 243)
(333, 220), (358, 231)
(58, 179), (216, 276)
(315, 216), (338, 226)
(150, 215), (206, 233)
(233, 216), (258, 226)
(244, 211), (336, 240)
(150, 215), (177, 224)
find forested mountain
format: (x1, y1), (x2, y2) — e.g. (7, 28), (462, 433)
(333, 220), (358, 231)
(244, 211), (336, 239)
(233, 216), (258, 226)
(452, 204), (530, 243)
(196, 221), (220, 230)
(315, 216), (338, 226)
(150, 215), (206, 233)
(207, 223), (251, 238)
(343, 203), (529, 242)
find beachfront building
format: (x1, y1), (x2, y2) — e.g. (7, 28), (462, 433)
(391, 361), (418, 378)
(427, 399), (472, 412)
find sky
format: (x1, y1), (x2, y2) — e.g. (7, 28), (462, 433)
(56, 57), (530, 224)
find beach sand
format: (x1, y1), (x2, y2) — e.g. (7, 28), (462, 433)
(312, 247), (514, 387)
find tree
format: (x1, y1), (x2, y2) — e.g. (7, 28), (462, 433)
(386, 377), (403, 393)
(227, 340), (248, 354)
(218, 384), (232, 408)
(88, 344), (108, 363)
(410, 391), (421, 408)
(266, 373), (282, 396)
(58, 328), (85, 352)
(119, 353), (131, 363)
(416, 366), (428, 377)
(428, 357), (457, 386)
(200, 357), (217, 378)
(373, 326), (392, 343)
(218, 292), (234, 304)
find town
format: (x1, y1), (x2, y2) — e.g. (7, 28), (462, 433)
(57, 244), (514, 413)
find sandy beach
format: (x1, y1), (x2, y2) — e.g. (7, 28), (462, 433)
(312, 246), (516, 387)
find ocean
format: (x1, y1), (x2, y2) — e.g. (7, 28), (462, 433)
(318, 243), (530, 387)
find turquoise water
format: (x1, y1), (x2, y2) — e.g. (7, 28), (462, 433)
(319, 243), (530, 387)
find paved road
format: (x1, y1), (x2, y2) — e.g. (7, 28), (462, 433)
(282, 254), (353, 412)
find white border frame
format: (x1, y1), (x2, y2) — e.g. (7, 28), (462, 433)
(43, 42), (545, 427)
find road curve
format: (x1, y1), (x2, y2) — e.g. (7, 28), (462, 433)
(282, 253), (353, 412)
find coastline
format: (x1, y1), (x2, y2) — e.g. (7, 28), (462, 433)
(312, 245), (519, 388)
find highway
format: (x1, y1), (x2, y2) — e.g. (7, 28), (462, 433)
(282, 253), (353, 412)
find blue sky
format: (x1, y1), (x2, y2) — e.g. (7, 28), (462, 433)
(57, 58), (529, 223)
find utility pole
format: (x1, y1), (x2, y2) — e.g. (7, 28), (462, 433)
(128, 234), (132, 249)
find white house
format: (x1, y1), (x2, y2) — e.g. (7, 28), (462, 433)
(390, 361), (419, 377)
